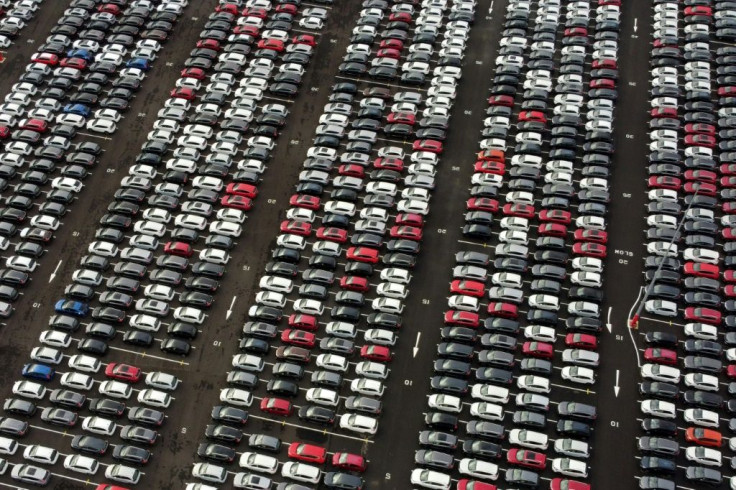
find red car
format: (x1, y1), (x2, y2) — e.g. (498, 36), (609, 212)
(104, 363), (141, 383)
(226, 183), (257, 198)
(389, 11), (412, 22)
(653, 39), (676, 49)
(685, 5), (712, 15)
(650, 107), (677, 118)
(170, 87), (195, 100)
(31, 52), (59, 65)
(215, 3), (239, 14)
(724, 202), (736, 214)
(721, 164), (736, 175)
(181, 67), (205, 80)
(572, 242), (607, 258)
(474, 160), (505, 175)
(450, 280), (485, 297)
(412, 139), (443, 154)
(377, 48), (402, 59)
(722, 176), (736, 188)
(360, 345), (392, 362)
(720, 86), (736, 96)
(332, 452), (366, 473)
(98, 3), (122, 15)
(522, 341), (554, 359)
(289, 193), (320, 210)
(60, 57), (87, 70)
(725, 285), (736, 297)
(288, 443), (326, 464)
(502, 203), (535, 218)
(565, 333), (598, 350)
(647, 176), (681, 190)
(539, 209), (571, 224)
(0, 126), (9, 140)
(685, 123), (716, 135)
(644, 348), (677, 365)
(444, 310), (480, 328)
(477, 149), (505, 162)
(488, 95), (514, 106)
(280, 220), (311, 236)
(373, 157), (404, 171)
(550, 479), (589, 490)
(488, 302), (518, 319)
(467, 198), (499, 212)
(288, 314), (317, 331)
(683, 181), (717, 196)
(390, 225), (422, 240)
(684, 307), (721, 326)
(338, 164), (365, 178)
(243, 7), (268, 18)
(233, 25), (260, 36)
(258, 38), (285, 52)
(685, 134), (716, 148)
(387, 112), (415, 125)
(276, 3), (298, 14)
(564, 27), (588, 37)
(539, 223), (568, 237)
(196, 39), (221, 51)
(292, 34), (316, 47)
(684, 169), (717, 183)
(592, 58), (617, 69)
(507, 449), (546, 470)
(164, 241), (193, 257)
(684, 262), (719, 279)
(380, 39), (403, 50)
(457, 481), (496, 490)
(260, 397), (292, 416)
(19, 119), (47, 133)
(340, 276), (369, 292)
(726, 270), (736, 283)
(316, 227), (348, 243)
(723, 228), (736, 241)
(281, 329), (316, 348)
(685, 428), (722, 448)
(726, 364), (736, 378)
(590, 78), (615, 89)
(221, 195), (253, 211)
(346, 246), (380, 264)
(395, 213), (424, 227)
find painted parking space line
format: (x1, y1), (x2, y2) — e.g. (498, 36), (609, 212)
(247, 414), (374, 443)
(107, 345), (190, 365)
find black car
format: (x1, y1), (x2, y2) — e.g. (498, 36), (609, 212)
(211, 405), (247, 425)
(113, 444), (150, 465)
(297, 405), (335, 425)
(247, 434), (281, 453)
(88, 398), (125, 417)
(120, 425), (158, 445)
(71, 435), (108, 455)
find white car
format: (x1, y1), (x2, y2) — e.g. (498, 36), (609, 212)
(571, 257), (603, 273)
(258, 276), (293, 294)
(63, 455), (99, 475)
(145, 372), (180, 391)
(81, 416), (117, 436)
(561, 366), (596, 385)
(61, 372), (94, 391)
(68, 355), (101, 373)
(554, 439), (590, 460)
(684, 323), (718, 340)
(144, 284), (175, 301)
(86, 118), (116, 134)
(220, 388), (253, 407)
(524, 325), (557, 342)
(239, 452), (278, 474)
(137, 389), (172, 408)
(410, 469), (451, 490)
(471, 385), (509, 404)
(39, 330), (71, 349)
(640, 399), (676, 419)
(22, 445), (59, 465)
(684, 408), (720, 428)
(427, 394), (462, 413)
(280, 462), (320, 484)
(12, 381), (46, 400)
(339, 414), (378, 435)
(685, 446), (722, 467)
(447, 295), (479, 312)
(99, 380), (132, 399)
(316, 354), (348, 372)
(509, 429), (549, 450)
(640, 364), (680, 383)
(551, 458), (588, 478)
(364, 328), (396, 346)
(305, 388), (339, 407)
(192, 463), (227, 484)
(29, 215), (59, 231)
(51, 177), (83, 192)
(517, 375), (550, 393)
(350, 378), (385, 397)
(458, 459), (499, 480)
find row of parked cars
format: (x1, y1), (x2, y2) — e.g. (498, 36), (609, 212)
(0, 0), (189, 326)
(411, 0), (623, 488)
(637, 1), (736, 489)
(0, 0), (196, 488)
(0, 0), (45, 48)
(189, 0), (476, 488)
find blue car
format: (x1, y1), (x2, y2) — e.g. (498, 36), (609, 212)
(22, 363), (55, 381)
(62, 104), (90, 117)
(126, 58), (150, 71)
(54, 300), (89, 318)
(66, 49), (93, 62)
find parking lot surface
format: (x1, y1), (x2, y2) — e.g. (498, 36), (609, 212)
(0, 0), (719, 489)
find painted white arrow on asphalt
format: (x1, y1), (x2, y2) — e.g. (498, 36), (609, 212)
(226, 295), (237, 320)
(614, 370), (620, 397)
(413, 332), (421, 357)
(49, 260), (62, 283)
(606, 306), (612, 333)
(633, 18), (638, 32)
